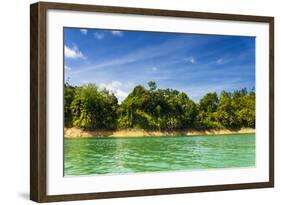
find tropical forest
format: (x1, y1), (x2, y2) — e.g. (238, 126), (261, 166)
(64, 81), (255, 131)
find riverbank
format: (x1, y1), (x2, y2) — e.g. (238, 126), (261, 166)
(64, 127), (255, 138)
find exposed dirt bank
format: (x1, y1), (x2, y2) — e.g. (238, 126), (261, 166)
(64, 127), (255, 138)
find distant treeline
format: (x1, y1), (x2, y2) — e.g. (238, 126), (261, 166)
(64, 81), (255, 131)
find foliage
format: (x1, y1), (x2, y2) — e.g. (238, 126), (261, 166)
(65, 84), (118, 130)
(195, 92), (219, 129)
(64, 81), (255, 131)
(117, 82), (197, 130)
(64, 83), (75, 127)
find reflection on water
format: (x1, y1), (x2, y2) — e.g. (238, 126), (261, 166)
(64, 134), (255, 176)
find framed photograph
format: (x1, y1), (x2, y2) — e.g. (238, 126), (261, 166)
(30, 1), (274, 202)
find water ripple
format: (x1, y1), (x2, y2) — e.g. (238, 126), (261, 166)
(64, 134), (255, 176)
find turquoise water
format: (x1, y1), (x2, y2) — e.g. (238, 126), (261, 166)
(64, 134), (255, 176)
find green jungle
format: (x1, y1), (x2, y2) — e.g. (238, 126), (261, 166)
(64, 81), (255, 131)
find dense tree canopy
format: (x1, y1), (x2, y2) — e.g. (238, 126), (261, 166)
(64, 82), (255, 131)
(65, 83), (118, 130)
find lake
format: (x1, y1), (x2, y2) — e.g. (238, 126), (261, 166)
(64, 134), (255, 176)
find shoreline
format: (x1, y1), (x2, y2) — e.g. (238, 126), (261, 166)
(64, 127), (255, 138)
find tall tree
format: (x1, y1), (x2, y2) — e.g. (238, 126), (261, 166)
(64, 83), (75, 127)
(196, 92), (219, 129)
(71, 84), (118, 130)
(147, 81), (157, 91)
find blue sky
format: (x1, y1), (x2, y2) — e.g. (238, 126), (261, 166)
(64, 27), (255, 102)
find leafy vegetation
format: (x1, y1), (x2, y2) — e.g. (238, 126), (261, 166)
(64, 83), (118, 130)
(64, 82), (255, 131)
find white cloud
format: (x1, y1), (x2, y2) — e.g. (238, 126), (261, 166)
(111, 31), (123, 37)
(64, 45), (85, 59)
(115, 89), (128, 98)
(216, 58), (223, 64)
(94, 32), (104, 40)
(101, 81), (122, 90)
(64, 65), (71, 71)
(125, 81), (136, 88)
(80, 29), (88, 35)
(100, 81), (132, 102)
(184, 56), (196, 64)
(151, 66), (158, 71)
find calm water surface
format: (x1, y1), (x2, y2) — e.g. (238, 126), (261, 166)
(64, 134), (255, 176)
